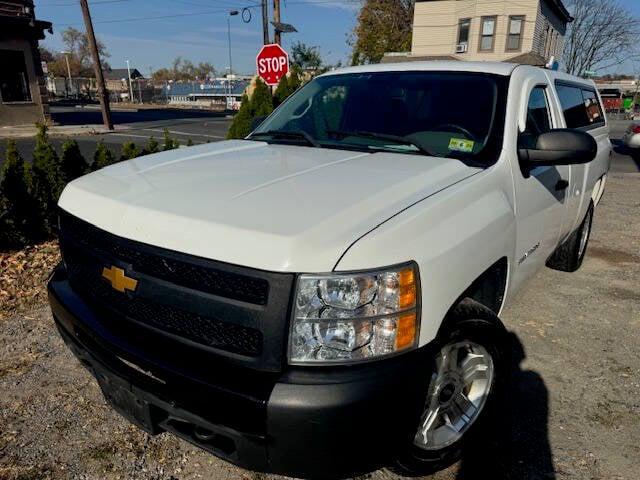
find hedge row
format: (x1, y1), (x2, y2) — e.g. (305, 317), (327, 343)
(0, 125), (184, 250)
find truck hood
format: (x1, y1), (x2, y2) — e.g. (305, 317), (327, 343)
(59, 140), (480, 272)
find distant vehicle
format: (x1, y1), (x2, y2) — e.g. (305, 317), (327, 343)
(49, 61), (611, 478)
(599, 88), (623, 111)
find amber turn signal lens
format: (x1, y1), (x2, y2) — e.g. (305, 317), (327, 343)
(396, 312), (417, 349)
(398, 267), (417, 309)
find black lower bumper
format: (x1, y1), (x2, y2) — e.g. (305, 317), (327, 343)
(49, 266), (433, 479)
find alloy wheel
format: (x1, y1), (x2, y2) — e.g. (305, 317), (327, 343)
(413, 341), (494, 451)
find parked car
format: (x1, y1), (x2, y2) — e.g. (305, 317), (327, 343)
(623, 123), (640, 151)
(48, 61), (611, 478)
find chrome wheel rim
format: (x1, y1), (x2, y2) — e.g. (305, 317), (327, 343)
(578, 211), (592, 258)
(414, 341), (494, 451)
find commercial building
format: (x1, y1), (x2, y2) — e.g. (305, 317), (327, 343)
(0, 0), (52, 126)
(165, 78), (250, 110)
(384, 0), (572, 66)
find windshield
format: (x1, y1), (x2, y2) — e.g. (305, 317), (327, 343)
(251, 71), (509, 165)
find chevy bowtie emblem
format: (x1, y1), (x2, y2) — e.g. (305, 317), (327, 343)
(102, 266), (138, 293)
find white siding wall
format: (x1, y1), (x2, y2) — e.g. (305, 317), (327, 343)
(411, 0), (566, 62)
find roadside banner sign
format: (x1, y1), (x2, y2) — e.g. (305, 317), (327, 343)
(256, 43), (289, 86)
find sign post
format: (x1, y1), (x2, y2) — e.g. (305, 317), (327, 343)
(256, 44), (289, 86)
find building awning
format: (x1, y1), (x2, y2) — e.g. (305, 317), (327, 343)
(0, 16), (52, 40)
(543, 0), (573, 23)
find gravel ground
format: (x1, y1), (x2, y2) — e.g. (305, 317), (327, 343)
(1, 173), (638, 480)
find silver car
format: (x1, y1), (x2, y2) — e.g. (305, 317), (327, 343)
(623, 123), (640, 150)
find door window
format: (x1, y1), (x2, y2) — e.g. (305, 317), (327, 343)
(525, 87), (552, 135)
(520, 86), (552, 149)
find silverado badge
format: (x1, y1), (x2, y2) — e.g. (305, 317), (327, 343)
(102, 266), (138, 293)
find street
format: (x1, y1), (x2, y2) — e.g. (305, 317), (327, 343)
(0, 106), (233, 163)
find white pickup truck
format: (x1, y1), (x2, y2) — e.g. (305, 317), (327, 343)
(48, 61), (610, 478)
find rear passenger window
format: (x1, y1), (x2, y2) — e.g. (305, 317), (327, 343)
(556, 83), (605, 129)
(581, 89), (604, 125)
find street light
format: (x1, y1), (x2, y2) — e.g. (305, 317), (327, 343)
(227, 10), (239, 110)
(126, 59), (134, 103)
(60, 51), (73, 98)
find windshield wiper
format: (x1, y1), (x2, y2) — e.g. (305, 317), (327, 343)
(326, 130), (436, 156)
(248, 130), (322, 148)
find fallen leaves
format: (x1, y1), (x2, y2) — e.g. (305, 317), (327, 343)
(0, 241), (60, 321)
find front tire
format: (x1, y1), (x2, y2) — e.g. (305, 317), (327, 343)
(391, 299), (508, 476)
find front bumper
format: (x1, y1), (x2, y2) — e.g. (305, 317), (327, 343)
(48, 266), (433, 479)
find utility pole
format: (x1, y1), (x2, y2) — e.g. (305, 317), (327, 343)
(273, 0), (281, 45)
(79, 0), (113, 130)
(261, 0), (269, 45)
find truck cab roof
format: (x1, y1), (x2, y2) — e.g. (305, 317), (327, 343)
(323, 60), (598, 90)
(325, 60), (520, 77)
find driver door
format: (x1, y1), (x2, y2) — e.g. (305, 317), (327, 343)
(510, 71), (571, 291)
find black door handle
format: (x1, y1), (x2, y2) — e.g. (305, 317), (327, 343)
(555, 179), (569, 191)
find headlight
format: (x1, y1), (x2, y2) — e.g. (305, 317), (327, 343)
(289, 263), (420, 364)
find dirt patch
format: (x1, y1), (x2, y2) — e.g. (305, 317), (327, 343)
(0, 351), (43, 379)
(588, 246), (639, 265)
(605, 286), (640, 302)
(0, 465), (57, 480)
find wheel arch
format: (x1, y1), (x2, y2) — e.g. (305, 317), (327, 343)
(437, 257), (509, 337)
(460, 256), (509, 315)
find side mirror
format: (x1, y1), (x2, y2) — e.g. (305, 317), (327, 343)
(518, 129), (597, 166)
(250, 115), (267, 132)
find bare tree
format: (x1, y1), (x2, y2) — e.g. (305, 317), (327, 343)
(563, 0), (640, 75)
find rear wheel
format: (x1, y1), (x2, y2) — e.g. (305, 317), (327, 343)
(546, 202), (594, 272)
(391, 299), (508, 476)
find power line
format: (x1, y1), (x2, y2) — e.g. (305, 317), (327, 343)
(55, 7), (244, 26)
(40, 0), (132, 7)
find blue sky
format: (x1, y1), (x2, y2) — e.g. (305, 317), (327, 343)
(35, 0), (359, 76)
(610, 0), (640, 74)
(35, 0), (640, 76)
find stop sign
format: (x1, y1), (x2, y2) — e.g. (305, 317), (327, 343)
(256, 43), (289, 86)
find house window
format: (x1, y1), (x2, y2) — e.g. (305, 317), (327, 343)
(479, 16), (497, 51)
(0, 50), (32, 103)
(507, 15), (525, 51)
(457, 18), (471, 50)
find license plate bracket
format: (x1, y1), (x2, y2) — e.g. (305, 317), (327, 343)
(96, 370), (159, 435)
